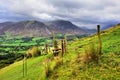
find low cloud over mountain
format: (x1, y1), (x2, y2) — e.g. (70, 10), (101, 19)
(0, 0), (120, 29)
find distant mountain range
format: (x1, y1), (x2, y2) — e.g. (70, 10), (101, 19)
(101, 21), (120, 30)
(0, 20), (96, 37)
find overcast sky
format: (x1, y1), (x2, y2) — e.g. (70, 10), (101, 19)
(0, 0), (120, 29)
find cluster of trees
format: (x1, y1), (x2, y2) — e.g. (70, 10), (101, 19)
(0, 53), (23, 69)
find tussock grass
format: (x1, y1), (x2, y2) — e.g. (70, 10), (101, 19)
(26, 46), (41, 58)
(82, 42), (99, 63)
(43, 56), (63, 79)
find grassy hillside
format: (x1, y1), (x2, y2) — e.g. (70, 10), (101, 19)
(0, 24), (120, 80)
(48, 24), (120, 80)
(0, 54), (52, 80)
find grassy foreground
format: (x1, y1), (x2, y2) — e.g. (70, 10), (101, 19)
(0, 54), (50, 80)
(0, 24), (120, 80)
(48, 24), (120, 80)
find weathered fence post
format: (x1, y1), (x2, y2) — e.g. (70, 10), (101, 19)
(52, 39), (61, 56)
(23, 54), (27, 77)
(49, 47), (51, 53)
(64, 35), (67, 53)
(53, 40), (58, 49)
(45, 44), (48, 54)
(25, 57), (27, 76)
(97, 25), (102, 55)
(52, 31), (55, 41)
(23, 55), (24, 77)
(61, 40), (64, 57)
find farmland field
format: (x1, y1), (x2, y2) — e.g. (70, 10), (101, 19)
(0, 34), (87, 69)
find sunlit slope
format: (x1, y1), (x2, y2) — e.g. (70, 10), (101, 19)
(70, 24), (120, 53)
(0, 55), (50, 80)
(48, 24), (120, 80)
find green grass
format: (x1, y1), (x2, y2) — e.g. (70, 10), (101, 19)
(0, 25), (120, 80)
(49, 53), (120, 80)
(48, 25), (120, 80)
(0, 54), (53, 80)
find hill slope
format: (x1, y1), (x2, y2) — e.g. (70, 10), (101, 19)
(48, 24), (120, 80)
(0, 24), (120, 80)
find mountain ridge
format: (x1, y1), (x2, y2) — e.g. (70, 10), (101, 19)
(0, 20), (95, 37)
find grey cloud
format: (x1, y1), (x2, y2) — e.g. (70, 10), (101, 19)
(0, 0), (120, 28)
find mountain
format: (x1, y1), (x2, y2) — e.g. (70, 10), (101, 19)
(101, 21), (120, 30)
(45, 20), (86, 34)
(0, 22), (14, 34)
(0, 20), (51, 37)
(0, 20), (95, 37)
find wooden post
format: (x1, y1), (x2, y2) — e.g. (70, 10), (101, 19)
(22, 55), (25, 77)
(53, 40), (58, 49)
(25, 57), (27, 76)
(45, 44), (48, 54)
(52, 31), (55, 41)
(53, 39), (61, 56)
(23, 54), (27, 77)
(97, 25), (102, 55)
(64, 35), (67, 53)
(61, 40), (64, 56)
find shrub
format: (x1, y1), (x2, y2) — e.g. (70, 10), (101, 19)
(26, 46), (41, 58)
(54, 56), (63, 67)
(82, 42), (99, 63)
(43, 58), (51, 78)
(44, 56), (63, 78)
